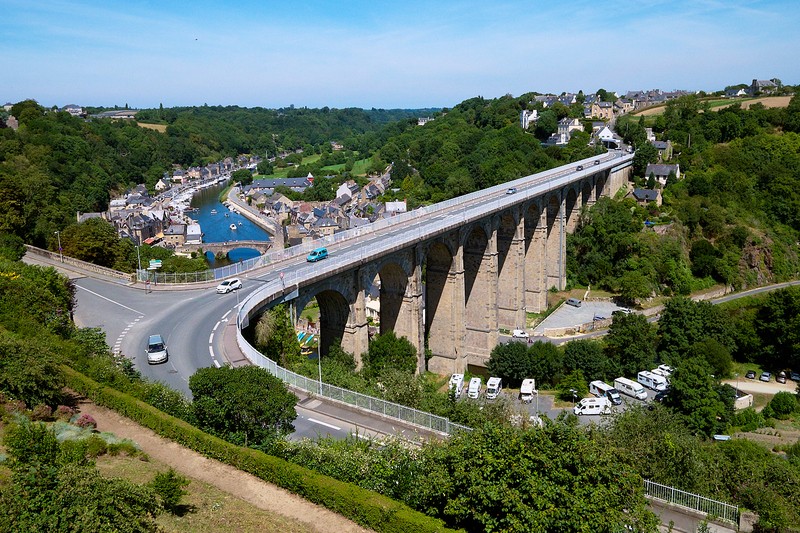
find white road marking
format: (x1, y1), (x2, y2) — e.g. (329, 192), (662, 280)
(76, 286), (144, 315)
(209, 346), (215, 358)
(308, 418), (341, 431)
(213, 360), (221, 368)
(221, 309), (232, 319)
(208, 333), (214, 345)
(212, 321), (220, 332)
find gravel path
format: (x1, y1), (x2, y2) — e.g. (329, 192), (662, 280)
(81, 400), (372, 533)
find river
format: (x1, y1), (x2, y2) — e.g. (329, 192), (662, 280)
(189, 183), (270, 264)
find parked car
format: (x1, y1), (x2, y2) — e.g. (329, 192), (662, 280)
(790, 371), (800, 382)
(776, 371), (787, 384)
(653, 390), (670, 404)
(745, 370), (756, 380)
(506, 187), (517, 194)
(759, 371), (771, 382)
(216, 278), (242, 294)
(511, 329), (529, 339)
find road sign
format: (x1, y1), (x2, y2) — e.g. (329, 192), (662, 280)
(149, 259), (162, 268)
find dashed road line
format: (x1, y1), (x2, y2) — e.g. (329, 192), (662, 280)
(308, 418), (341, 431)
(113, 314), (144, 355)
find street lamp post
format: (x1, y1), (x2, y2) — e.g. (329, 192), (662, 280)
(54, 231), (63, 263)
(317, 342), (322, 395)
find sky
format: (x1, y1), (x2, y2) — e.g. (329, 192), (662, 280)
(1, 0), (798, 109)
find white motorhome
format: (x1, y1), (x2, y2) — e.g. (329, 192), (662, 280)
(449, 373), (464, 398)
(657, 364), (674, 376)
(589, 380), (622, 405)
(519, 378), (537, 403)
(467, 377), (482, 399)
(486, 377), (503, 400)
(573, 397), (611, 416)
(637, 371), (668, 392)
(614, 377), (648, 400)
(650, 367), (671, 380)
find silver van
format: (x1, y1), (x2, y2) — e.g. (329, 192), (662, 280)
(146, 334), (168, 364)
(566, 298), (582, 307)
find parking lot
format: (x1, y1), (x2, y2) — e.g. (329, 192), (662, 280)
(532, 298), (631, 336)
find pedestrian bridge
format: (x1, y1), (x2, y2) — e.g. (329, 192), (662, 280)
(238, 151), (634, 374)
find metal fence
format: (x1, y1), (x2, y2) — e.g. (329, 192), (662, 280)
(235, 288), (471, 436)
(136, 254), (268, 283)
(644, 479), (739, 525)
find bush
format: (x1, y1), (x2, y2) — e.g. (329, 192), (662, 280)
(73, 413), (97, 429)
(763, 392), (798, 420)
(55, 405), (76, 420)
(150, 468), (189, 513)
(732, 407), (767, 432)
(557, 370), (589, 402)
(31, 404), (53, 421)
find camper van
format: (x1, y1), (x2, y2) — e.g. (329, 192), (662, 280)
(486, 377), (503, 400)
(573, 397), (612, 416)
(589, 380), (622, 405)
(650, 367), (671, 380)
(449, 373), (464, 398)
(637, 371), (668, 392)
(519, 378), (537, 404)
(614, 377), (648, 400)
(657, 364), (674, 376)
(467, 377), (482, 399)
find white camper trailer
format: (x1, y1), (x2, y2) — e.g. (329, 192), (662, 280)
(449, 373), (464, 398)
(573, 397), (612, 416)
(637, 371), (668, 392)
(486, 377), (503, 400)
(589, 380), (622, 405)
(519, 378), (537, 403)
(614, 377), (648, 400)
(467, 377), (482, 399)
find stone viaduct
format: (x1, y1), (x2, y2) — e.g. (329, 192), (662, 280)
(180, 240), (272, 256)
(247, 152), (633, 375)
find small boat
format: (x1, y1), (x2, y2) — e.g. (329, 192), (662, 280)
(210, 209), (217, 215)
(230, 224), (237, 230)
(224, 213), (230, 217)
(238, 222), (242, 226)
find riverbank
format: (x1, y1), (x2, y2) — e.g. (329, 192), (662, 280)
(226, 187), (285, 247)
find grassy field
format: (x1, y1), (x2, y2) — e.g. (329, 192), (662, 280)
(320, 158), (372, 176)
(137, 122), (168, 133)
(96, 454), (317, 533)
(630, 95), (792, 118)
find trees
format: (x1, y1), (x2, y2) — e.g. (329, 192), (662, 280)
(604, 313), (657, 378)
(487, 341), (533, 385)
(363, 331), (418, 377)
(407, 422), (658, 532)
(754, 286), (800, 370)
(189, 365), (297, 448)
(664, 356), (727, 436)
(562, 339), (608, 382)
(254, 303), (302, 368)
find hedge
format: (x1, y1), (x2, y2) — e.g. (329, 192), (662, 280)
(62, 365), (459, 533)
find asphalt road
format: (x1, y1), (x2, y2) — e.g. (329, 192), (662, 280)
(71, 276), (359, 441)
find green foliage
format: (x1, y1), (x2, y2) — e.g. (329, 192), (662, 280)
(254, 304), (302, 368)
(406, 422), (658, 532)
(0, 329), (66, 407)
(0, 233), (24, 261)
(527, 340), (564, 388)
(762, 391), (798, 420)
(562, 339), (609, 382)
(189, 365), (298, 449)
(663, 356), (727, 436)
(60, 218), (132, 270)
(557, 370), (589, 402)
(755, 286), (800, 371)
(149, 468), (189, 514)
(657, 297), (733, 365)
(605, 313), (657, 378)
(0, 420), (160, 532)
(487, 341), (533, 386)
(62, 366), (456, 533)
(230, 168), (253, 186)
(731, 407), (766, 432)
(363, 331), (418, 378)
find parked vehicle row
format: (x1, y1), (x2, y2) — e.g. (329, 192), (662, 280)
(744, 368), (799, 383)
(449, 374), (506, 401)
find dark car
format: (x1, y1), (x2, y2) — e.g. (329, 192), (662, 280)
(790, 371), (800, 382)
(653, 390), (669, 404)
(745, 370), (756, 380)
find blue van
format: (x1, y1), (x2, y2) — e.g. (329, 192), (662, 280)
(306, 247), (328, 262)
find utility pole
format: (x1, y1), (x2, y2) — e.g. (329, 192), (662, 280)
(54, 231), (63, 263)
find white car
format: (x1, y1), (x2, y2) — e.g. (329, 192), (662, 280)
(512, 329), (529, 339)
(216, 278), (242, 294)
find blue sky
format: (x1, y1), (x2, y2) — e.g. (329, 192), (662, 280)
(1, 0), (797, 109)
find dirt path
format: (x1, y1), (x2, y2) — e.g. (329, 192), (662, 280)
(81, 400), (372, 533)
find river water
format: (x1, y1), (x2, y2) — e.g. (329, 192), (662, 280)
(189, 183), (270, 263)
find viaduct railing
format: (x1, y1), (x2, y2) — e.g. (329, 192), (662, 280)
(25, 245), (134, 282)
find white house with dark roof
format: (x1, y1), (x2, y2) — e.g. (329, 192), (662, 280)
(644, 163), (681, 186)
(62, 104), (84, 117)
